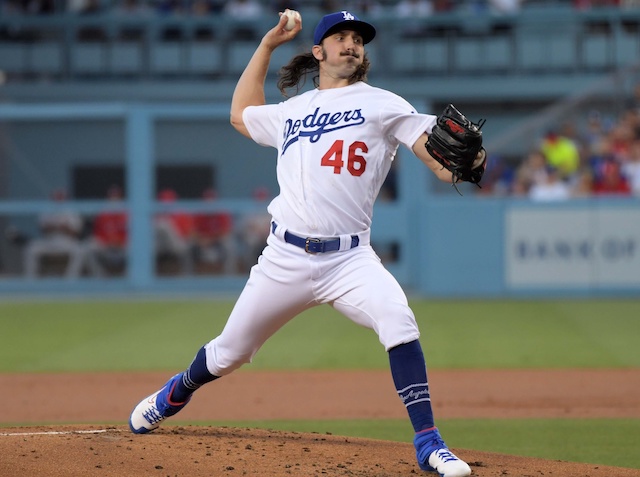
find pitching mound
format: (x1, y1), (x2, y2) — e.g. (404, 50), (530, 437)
(2, 425), (639, 477)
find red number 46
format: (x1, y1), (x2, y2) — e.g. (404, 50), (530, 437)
(320, 140), (368, 176)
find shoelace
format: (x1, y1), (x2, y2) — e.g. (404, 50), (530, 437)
(434, 449), (458, 463)
(416, 432), (445, 462)
(427, 434), (446, 449)
(142, 407), (164, 425)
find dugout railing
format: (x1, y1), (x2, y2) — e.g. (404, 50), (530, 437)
(1, 101), (639, 298)
(0, 102), (421, 295)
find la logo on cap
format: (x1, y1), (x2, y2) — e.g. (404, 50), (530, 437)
(313, 10), (377, 45)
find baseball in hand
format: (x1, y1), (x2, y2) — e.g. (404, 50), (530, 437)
(283, 9), (301, 31)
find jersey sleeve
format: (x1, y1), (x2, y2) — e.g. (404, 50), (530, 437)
(379, 96), (437, 151)
(242, 103), (282, 148)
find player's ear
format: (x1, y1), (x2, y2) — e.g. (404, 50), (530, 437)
(312, 44), (324, 61)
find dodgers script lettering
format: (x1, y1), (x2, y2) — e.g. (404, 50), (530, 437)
(282, 107), (365, 154)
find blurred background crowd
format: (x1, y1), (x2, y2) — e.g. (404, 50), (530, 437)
(482, 84), (640, 199)
(1, 0), (637, 20)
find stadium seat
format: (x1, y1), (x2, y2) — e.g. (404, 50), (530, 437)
(453, 38), (484, 72)
(228, 42), (259, 75)
(390, 40), (448, 74)
(517, 33), (576, 72)
(484, 37), (512, 71)
(422, 40), (449, 74)
(70, 44), (108, 76)
(150, 43), (183, 75)
(615, 33), (639, 68)
(110, 43), (144, 76)
(582, 36), (610, 70)
(0, 44), (27, 74)
(187, 43), (223, 75)
(29, 42), (64, 76)
(267, 43), (300, 75)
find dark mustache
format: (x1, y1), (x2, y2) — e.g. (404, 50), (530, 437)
(340, 51), (360, 59)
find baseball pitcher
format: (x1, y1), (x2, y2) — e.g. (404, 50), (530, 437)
(130, 9), (486, 477)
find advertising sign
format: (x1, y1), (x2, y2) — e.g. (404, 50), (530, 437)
(506, 208), (640, 287)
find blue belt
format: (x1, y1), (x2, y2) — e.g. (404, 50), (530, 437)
(272, 222), (360, 254)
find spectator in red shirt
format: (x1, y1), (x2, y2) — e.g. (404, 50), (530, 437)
(93, 187), (127, 247)
(192, 189), (237, 274)
(592, 159), (632, 196)
(84, 184), (128, 277)
(154, 188), (194, 275)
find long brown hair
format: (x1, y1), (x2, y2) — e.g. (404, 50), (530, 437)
(277, 51), (371, 98)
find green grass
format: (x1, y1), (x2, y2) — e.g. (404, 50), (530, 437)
(441, 418), (640, 470)
(0, 300), (233, 372)
(416, 299), (640, 368)
(1, 298), (639, 469)
(0, 298), (639, 372)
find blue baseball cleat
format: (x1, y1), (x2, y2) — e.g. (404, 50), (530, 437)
(414, 427), (471, 476)
(129, 373), (191, 434)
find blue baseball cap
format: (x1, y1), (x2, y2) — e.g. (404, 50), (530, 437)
(313, 11), (376, 45)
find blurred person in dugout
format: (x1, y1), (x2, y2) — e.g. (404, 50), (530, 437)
(238, 186), (272, 271)
(83, 184), (128, 277)
(23, 188), (85, 278)
(154, 188), (194, 275)
(191, 188), (237, 275)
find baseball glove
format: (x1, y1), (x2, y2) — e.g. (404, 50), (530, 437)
(426, 104), (487, 192)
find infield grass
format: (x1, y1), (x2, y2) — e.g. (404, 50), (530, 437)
(1, 298), (639, 469)
(0, 298), (639, 371)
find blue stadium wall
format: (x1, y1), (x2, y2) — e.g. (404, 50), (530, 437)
(0, 102), (638, 298)
(1, 7), (639, 298)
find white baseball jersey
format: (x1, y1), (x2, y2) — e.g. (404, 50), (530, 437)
(243, 82), (436, 237)
(203, 82), (435, 377)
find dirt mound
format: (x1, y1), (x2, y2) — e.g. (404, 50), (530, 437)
(2, 425), (639, 477)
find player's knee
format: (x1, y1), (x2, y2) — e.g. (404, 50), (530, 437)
(205, 340), (255, 376)
(375, 308), (420, 351)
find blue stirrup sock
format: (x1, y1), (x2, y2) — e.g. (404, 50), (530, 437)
(388, 339), (435, 432)
(170, 345), (219, 403)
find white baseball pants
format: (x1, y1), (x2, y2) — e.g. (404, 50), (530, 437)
(204, 231), (420, 377)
